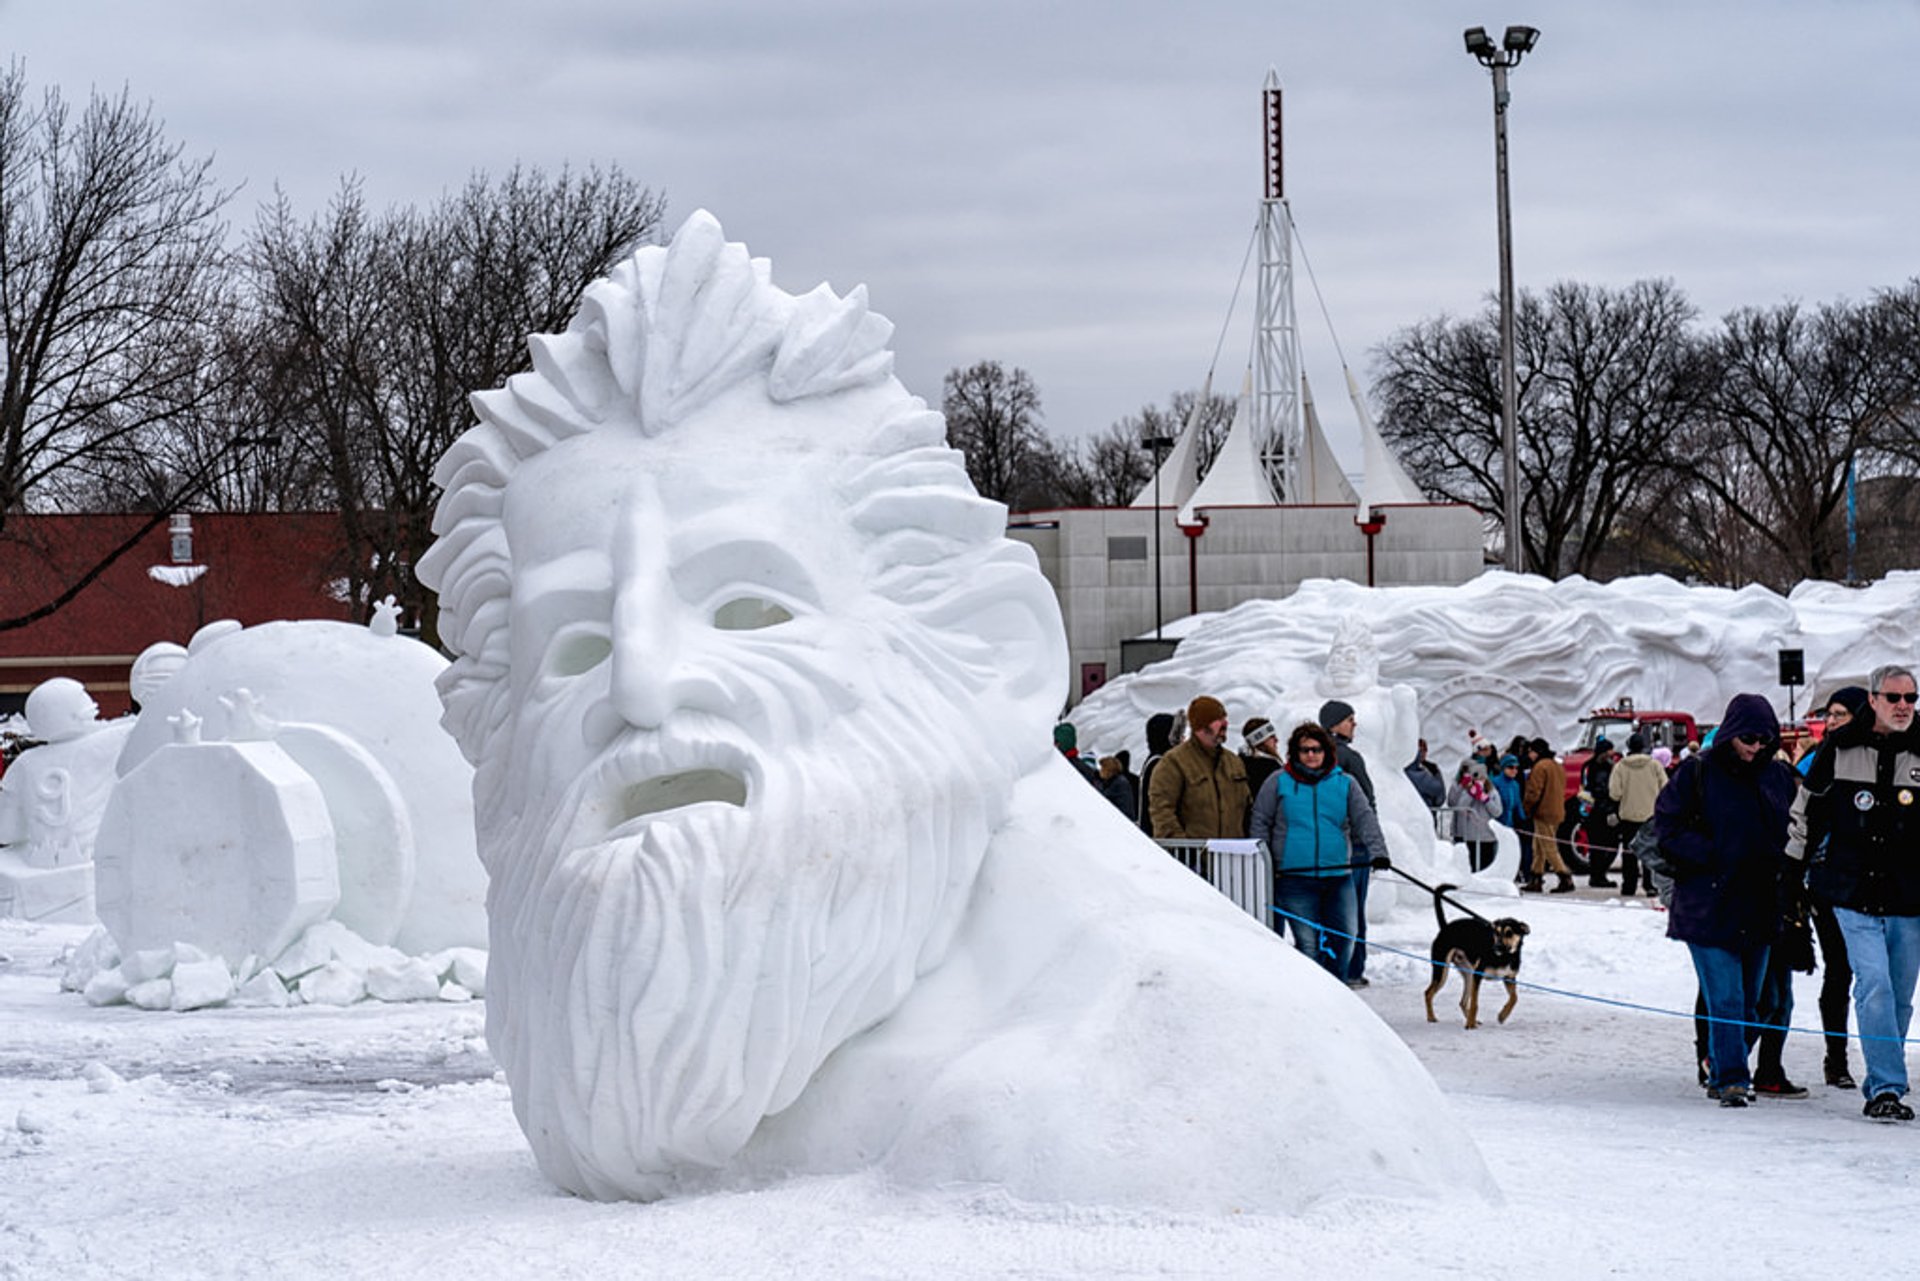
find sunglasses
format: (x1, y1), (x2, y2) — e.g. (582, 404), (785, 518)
(1733, 733), (1767, 746)
(1876, 691), (1920, 704)
(1297, 744), (1326, 755)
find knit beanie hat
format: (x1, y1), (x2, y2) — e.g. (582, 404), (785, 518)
(1053, 722), (1077, 752)
(1187, 695), (1228, 731)
(1318, 699), (1356, 730)
(1242, 717), (1277, 750)
(1627, 732), (1647, 754)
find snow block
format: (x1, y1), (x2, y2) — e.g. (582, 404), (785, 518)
(120, 948), (175, 985)
(82, 968), (130, 1007)
(170, 958), (235, 1011)
(297, 961), (365, 1006)
(125, 978), (173, 1010)
(232, 970), (292, 1008)
(61, 927), (120, 992)
(365, 957), (441, 1003)
(94, 739), (340, 965)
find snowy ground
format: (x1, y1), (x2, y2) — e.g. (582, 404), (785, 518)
(3, 888), (1912, 1280)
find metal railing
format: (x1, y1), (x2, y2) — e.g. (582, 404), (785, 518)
(1155, 838), (1272, 925)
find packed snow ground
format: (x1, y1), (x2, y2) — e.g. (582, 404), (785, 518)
(3, 887), (1912, 1279)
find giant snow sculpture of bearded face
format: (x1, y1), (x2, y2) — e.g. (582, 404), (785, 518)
(418, 211), (1066, 1200)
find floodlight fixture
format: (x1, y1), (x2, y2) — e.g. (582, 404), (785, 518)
(1463, 26), (1497, 61)
(1503, 25), (1540, 58)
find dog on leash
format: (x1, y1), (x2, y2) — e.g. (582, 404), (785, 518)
(1423, 883), (1530, 1029)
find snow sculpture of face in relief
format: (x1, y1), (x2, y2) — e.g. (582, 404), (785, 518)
(417, 211), (1065, 1200)
(25, 678), (103, 743)
(1318, 612), (1380, 697)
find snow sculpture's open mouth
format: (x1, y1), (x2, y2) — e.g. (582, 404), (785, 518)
(617, 768), (750, 825)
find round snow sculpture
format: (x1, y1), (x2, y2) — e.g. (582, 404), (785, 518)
(118, 619), (482, 953)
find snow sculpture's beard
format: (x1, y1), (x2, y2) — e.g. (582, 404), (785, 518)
(479, 674), (1014, 1201)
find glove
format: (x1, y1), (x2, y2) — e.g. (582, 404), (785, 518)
(1370, 855), (1393, 871)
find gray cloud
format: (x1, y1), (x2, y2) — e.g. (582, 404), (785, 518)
(9, 0), (1917, 461)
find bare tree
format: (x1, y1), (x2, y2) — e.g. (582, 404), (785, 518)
(943, 360), (1052, 507)
(1374, 279), (1710, 576)
(246, 168), (666, 637)
(1683, 293), (1919, 583)
(0, 63), (244, 630)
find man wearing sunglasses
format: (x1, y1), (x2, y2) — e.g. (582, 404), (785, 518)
(1788, 665), (1920, 1122)
(1653, 693), (1799, 1110)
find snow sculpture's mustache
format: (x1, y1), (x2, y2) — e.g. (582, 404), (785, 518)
(617, 768), (749, 824)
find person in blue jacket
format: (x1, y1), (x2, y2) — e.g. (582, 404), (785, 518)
(1251, 721), (1389, 978)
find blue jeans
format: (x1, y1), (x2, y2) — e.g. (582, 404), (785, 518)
(1833, 908), (1920, 1100)
(1274, 874), (1358, 978)
(1347, 862), (1371, 980)
(1688, 942), (1769, 1090)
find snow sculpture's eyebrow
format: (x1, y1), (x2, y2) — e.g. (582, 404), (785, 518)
(513, 549), (614, 630)
(669, 538), (822, 610)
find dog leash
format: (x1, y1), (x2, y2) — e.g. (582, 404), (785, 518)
(1378, 864), (1493, 924)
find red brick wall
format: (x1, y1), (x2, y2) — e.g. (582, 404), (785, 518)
(1, 513), (358, 717)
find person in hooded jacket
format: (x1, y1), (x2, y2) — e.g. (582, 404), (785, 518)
(1793, 684), (1869, 1089)
(1654, 693), (1799, 1109)
(1491, 753), (1530, 874)
(1250, 721), (1388, 978)
(1137, 712), (1177, 835)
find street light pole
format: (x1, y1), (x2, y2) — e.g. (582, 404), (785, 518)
(1464, 24), (1539, 575)
(1143, 434), (1176, 638)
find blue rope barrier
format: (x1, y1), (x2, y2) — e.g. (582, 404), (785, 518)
(1268, 903), (1920, 1047)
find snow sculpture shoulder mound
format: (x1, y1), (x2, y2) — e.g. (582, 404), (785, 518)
(108, 616), (484, 955)
(417, 208), (1491, 1210)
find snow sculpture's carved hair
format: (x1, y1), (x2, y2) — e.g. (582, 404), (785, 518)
(418, 211), (1065, 1199)
(421, 209), (1060, 768)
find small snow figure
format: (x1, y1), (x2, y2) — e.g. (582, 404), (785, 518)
(221, 689), (279, 742)
(170, 709), (203, 746)
(369, 596), (402, 638)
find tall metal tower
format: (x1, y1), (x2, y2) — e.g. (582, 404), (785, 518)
(1253, 70), (1303, 501)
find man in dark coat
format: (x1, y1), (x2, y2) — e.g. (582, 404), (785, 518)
(1654, 692), (1799, 1109)
(1787, 665), (1920, 1121)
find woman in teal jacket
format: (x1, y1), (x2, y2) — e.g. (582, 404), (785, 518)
(1250, 722), (1389, 977)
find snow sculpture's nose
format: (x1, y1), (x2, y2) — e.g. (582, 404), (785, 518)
(609, 482), (679, 731)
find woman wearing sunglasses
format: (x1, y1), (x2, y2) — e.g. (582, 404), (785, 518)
(1250, 722), (1389, 979)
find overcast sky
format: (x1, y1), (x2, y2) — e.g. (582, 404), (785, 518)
(8, 1), (1918, 463)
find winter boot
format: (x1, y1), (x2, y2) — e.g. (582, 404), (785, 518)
(1521, 875), (1545, 893)
(1825, 1057), (1858, 1090)
(1551, 873), (1577, 894)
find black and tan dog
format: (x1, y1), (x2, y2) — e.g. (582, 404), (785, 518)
(1423, 884), (1530, 1029)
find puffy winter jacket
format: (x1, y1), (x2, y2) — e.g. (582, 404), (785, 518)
(1148, 736), (1250, 840)
(1788, 715), (1920, 916)
(1609, 753), (1666, 824)
(1250, 763), (1386, 877)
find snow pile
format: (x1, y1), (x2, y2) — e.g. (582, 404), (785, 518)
(1070, 569), (1920, 771)
(61, 919), (486, 1012)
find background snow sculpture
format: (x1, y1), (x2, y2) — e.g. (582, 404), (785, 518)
(0, 678), (124, 922)
(418, 209), (1491, 1211)
(114, 613), (484, 955)
(1071, 570), (1920, 777)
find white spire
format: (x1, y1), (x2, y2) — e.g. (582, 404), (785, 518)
(1346, 366), (1425, 512)
(1129, 372), (1210, 510)
(1297, 375), (1359, 505)
(1184, 370), (1277, 519)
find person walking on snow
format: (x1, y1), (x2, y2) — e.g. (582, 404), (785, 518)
(1787, 666), (1920, 1121)
(1655, 693), (1800, 1109)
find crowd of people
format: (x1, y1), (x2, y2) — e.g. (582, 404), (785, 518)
(1054, 668), (1920, 1124)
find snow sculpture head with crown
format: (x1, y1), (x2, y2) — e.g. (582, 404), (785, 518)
(418, 210), (1067, 1200)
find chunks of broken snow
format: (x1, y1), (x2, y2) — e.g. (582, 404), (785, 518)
(60, 924), (487, 1012)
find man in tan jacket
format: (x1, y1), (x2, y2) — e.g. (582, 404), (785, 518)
(1521, 737), (1574, 893)
(1148, 696), (1250, 841)
(1609, 731), (1668, 896)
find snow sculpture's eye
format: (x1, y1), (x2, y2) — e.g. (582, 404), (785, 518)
(712, 596), (795, 631)
(547, 631), (613, 676)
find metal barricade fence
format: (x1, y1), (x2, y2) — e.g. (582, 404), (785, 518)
(1156, 838), (1271, 925)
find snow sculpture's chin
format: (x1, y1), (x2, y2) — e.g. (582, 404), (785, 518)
(482, 703), (1004, 1201)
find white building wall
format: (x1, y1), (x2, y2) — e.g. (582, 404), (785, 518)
(1008, 504), (1484, 704)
